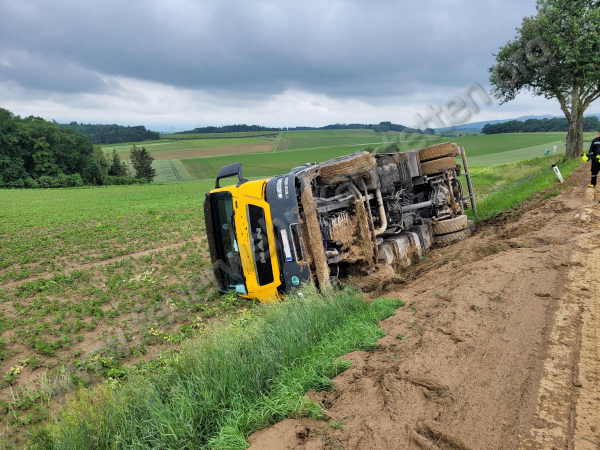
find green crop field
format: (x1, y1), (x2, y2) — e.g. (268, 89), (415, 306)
(0, 182), (214, 284)
(150, 159), (195, 183)
(449, 132), (567, 157)
(281, 129), (444, 151)
(182, 144), (381, 180)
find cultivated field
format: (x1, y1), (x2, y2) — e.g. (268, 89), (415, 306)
(181, 132), (580, 180)
(101, 137), (278, 160)
(150, 159), (195, 183)
(160, 131), (279, 139)
(104, 130), (585, 182)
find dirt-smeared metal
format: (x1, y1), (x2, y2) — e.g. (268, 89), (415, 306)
(301, 184), (330, 289)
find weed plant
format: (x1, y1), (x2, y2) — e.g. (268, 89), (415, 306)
(37, 286), (403, 449)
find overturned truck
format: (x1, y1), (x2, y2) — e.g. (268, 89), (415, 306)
(204, 143), (476, 302)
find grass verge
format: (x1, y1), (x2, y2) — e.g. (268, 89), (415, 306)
(31, 286), (403, 450)
(469, 155), (581, 221)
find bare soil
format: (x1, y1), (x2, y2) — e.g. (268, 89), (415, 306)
(248, 164), (600, 450)
(151, 142), (276, 160)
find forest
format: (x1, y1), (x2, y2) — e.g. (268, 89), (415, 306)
(176, 124), (279, 134)
(0, 108), (147, 188)
(59, 122), (160, 144)
(284, 121), (435, 134)
(176, 122), (436, 135)
(481, 116), (600, 134)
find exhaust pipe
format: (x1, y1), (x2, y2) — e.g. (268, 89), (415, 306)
(374, 190), (388, 236)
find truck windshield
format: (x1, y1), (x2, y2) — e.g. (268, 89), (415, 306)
(210, 192), (247, 295)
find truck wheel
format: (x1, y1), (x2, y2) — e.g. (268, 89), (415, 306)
(421, 156), (457, 175)
(418, 143), (458, 162)
(432, 215), (468, 235)
(435, 228), (471, 244)
(318, 151), (375, 184)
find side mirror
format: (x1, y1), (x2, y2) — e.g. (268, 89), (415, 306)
(215, 163), (248, 188)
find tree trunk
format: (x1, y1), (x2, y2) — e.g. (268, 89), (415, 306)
(565, 116), (579, 159)
(576, 116), (584, 157)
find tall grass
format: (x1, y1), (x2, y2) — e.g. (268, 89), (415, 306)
(39, 287), (403, 449)
(470, 156), (581, 221)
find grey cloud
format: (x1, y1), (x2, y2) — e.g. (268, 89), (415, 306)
(0, 0), (537, 99)
(0, 51), (120, 94)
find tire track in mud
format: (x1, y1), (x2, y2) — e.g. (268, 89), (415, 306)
(247, 164), (599, 450)
(519, 186), (600, 450)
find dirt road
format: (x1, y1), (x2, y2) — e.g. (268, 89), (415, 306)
(248, 164), (600, 450)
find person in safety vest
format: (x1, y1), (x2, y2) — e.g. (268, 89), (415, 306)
(583, 129), (600, 187)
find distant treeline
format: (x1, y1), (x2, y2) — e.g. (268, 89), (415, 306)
(162, 131), (279, 140)
(59, 122), (160, 144)
(176, 124), (279, 134)
(284, 121), (436, 135)
(176, 122), (436, 135)
(0, 108), (148, 188)
(482, 116), (600, 134)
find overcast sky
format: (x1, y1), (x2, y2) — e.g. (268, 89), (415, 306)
(0, 0), (592, 131)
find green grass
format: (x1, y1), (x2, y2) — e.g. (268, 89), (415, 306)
(468, 155), (581, 220)
(36, 288), (404, 449)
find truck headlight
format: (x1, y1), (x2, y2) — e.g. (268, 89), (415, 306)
(284, 176), (289, 198)
(276, 177), (283, 198)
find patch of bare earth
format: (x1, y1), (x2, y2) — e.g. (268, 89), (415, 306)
(151, 142), (276, 160)
(248, 164), (600, 450)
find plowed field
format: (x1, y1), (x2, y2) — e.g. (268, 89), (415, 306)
(248, 164), (600, 450)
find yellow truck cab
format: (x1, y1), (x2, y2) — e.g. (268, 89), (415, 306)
(204, 163), (311, 303)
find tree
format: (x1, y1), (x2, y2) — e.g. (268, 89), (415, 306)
(489, 0), (600, 158)
(108, 149), (128, 177)
(84, 161), (102, 186)
(130, 144), (156, 183)
(91, 145), (109, 182)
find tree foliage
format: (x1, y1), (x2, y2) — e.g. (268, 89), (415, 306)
(177, 124), (279, 134)
(0, 108), (93, 187)
(482, 116), (600, 134)
(130, 145), (156, 183)
(59, 123), (160, 144)
(489, 0), (600, 158)
(108, 149), (128, 177)
(0, 107), (147, 188)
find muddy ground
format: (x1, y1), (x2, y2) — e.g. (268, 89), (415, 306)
(248, 164), (600, 450)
